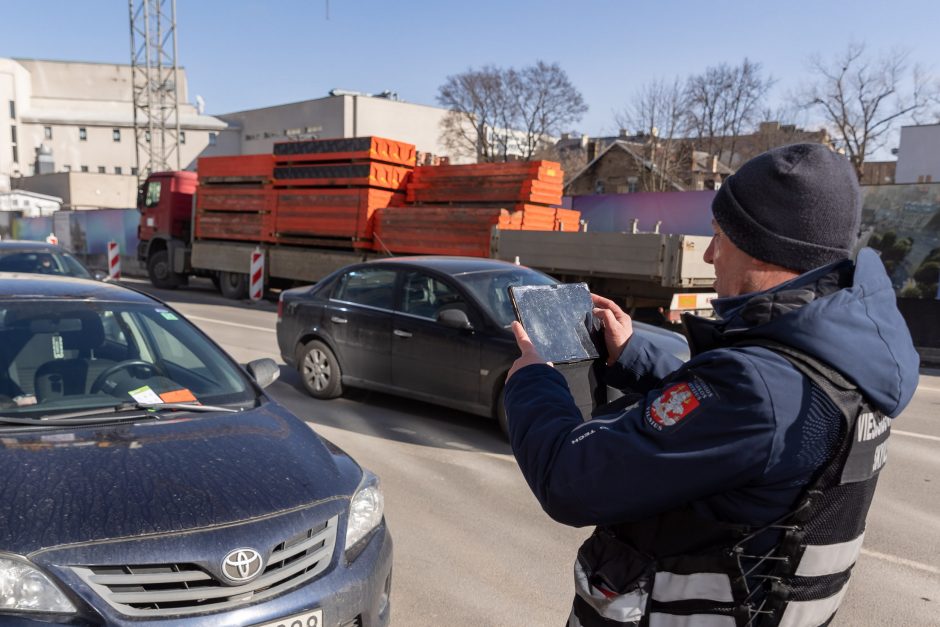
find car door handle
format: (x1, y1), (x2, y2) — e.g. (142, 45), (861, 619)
(331, 316), (348, 324)
(393, 329), (412, 338)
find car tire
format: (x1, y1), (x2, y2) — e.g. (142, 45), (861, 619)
(300, 340), (343, 399)
(147, 250), (183, 289)
(496, 387), (509, 438)
(219, 271), (249, 300)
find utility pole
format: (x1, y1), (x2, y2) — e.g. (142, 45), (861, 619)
(128, 0), (182, 180)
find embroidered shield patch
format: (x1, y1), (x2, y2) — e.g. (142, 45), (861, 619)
(647, 382), (700, 430)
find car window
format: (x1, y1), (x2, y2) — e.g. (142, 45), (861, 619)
(399, 271), (468, 320)
(454, 267), (557, 327)
(332, 267), (397, 310)
(60, 252), (92, 278)
(0, 250), (91, 278)
(0, 301), (254, 417)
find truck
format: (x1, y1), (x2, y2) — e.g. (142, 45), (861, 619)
(136, 136), (715, 320)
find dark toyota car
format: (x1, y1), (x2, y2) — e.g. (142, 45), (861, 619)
(276, 257), (689, 433)
(0, 275), (391, 626)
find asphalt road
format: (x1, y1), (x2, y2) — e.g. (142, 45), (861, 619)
(128, 278), (940, 627)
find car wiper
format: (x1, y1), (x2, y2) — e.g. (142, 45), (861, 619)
(0, 401), (239, 426)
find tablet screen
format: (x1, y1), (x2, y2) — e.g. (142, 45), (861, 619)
(509, 283), (600, 364)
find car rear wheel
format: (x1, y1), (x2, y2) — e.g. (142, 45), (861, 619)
(219, 271), (248, 300)
(300, 340), (342, 399)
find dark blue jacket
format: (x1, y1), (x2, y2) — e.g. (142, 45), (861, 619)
(505, 249), (920, 528)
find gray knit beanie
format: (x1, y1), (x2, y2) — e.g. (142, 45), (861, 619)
(711, 143), (861, 273)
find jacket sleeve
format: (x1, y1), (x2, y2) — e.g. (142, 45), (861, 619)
(504, 350), (777, 528)
(604, 333), (686, 394)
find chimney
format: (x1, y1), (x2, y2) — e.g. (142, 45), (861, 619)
(711, 155), (718, 173)
(561, 132), (570, 141)
(619, 128), (629, 138)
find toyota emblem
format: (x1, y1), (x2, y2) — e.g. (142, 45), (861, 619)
(221, 548), (264, 583)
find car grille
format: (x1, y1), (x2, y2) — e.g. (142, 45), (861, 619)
(71, 515), (338, 618)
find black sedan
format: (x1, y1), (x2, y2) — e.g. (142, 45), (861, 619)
(0, 274), (391, 626)
(276, 257), (689, 434)
(0, 240), (100, 279)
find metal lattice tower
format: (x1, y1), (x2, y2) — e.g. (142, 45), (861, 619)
(128, 0), (182, 179)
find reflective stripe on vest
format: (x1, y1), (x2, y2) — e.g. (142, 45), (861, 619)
(778, 582), (851, 627)
(572, 556), (648, 624)
(648, 613), (736, 627)
(650, 572), (734, 603)
(795, 532), (865, 577)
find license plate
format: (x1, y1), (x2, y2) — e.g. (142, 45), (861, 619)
(254, 608), (323, 627)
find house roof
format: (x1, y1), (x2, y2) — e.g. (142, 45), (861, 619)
(564, 140), (686, 192)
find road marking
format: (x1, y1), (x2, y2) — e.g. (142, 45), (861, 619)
(860, 548), (940, 576)
(893, 429), (940, 443)
(186, 315), (275, 333)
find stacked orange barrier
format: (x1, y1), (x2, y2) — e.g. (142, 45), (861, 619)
(193, 138), (576, 259)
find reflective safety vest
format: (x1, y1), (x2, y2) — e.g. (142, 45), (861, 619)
(568, 341), (890, 627)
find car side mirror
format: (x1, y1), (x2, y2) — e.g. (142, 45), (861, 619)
(94, 271), (109, 282)
(246, 358), (280, 388)
(438, 308), (473, 330)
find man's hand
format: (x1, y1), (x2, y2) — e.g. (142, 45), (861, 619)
(591, 293), (634, 365)
(506, 321), (551, 381)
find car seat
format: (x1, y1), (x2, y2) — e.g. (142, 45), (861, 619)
(24, 311), (117, 401)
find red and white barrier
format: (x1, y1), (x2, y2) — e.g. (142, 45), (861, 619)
(249, 247), (264, 301)
(107, 240), (121, 280)
(45, 233), (59, 246)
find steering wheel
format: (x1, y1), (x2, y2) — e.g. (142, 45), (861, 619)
(90, 360), (166, 394)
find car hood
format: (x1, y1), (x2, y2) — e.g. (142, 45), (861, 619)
(0, 401), (361, 555)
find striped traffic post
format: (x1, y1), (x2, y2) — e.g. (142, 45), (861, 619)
(107, 240), (121, 280)
(249, 247), (264, 301)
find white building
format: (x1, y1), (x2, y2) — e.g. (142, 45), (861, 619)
(895, 124), (940, 184)
(0, 57), (227, 179)
(204, 90), (472, 163)
(0, 189), (61, 217)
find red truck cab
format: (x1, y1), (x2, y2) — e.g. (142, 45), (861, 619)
(137, 171), (197, 288)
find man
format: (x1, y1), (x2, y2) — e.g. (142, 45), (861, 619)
(504, 143), (919, 627)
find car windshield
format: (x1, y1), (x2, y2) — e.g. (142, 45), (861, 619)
(0, 300), (255, 419)
(453, 267), (557, 327)
(0, 249), (92, 279)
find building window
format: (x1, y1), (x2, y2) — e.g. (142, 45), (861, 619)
(64, 165), (71, 172)
(115, 166), (122, 175)
(208, 132), (217, 146)
(80, 166), (89, 173)
(180, 131), (186, 144)
(79, 127), (87, 141)
(131, 167), (138, 176)
(44, 126), (53, 139)
(11, 146), (18, 164)
(145, 131), (151, 143)
(113, 129), (121, 142)
(8, 100), (14, 118)
(10, 125), (16, 143)
(98, 166), (106, 174)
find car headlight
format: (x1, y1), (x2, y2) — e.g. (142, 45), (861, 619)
(344, 470), (384, 559)
(0, 555), (76, 613)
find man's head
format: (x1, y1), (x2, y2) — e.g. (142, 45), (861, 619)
(705, 143), (861, 297)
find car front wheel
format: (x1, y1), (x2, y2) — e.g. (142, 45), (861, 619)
(300, 340), (342, 399)
(496, 387), (509, 438)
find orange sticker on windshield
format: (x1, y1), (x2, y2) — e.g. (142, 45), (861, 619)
(159, 389), (197, 403)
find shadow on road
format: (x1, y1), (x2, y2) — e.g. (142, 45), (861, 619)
(271, 365), (514, 457)
(122, 277), (279, 312)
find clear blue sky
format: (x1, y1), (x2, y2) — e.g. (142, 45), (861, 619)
(1, 0), (936, 151)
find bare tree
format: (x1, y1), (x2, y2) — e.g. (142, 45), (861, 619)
(802, 43), (936, 180)
(615, 77), (689, 191)
(438, 62), (587, 162)
(684, 59), (774, 164)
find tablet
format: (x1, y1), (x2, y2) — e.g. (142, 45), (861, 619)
(509, 282), (600, 364)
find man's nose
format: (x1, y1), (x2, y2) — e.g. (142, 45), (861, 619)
(703, 237), (716, 264)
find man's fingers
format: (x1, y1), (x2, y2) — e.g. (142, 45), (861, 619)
(511, 320), (534, 350)
(592, 293), (626, 317)
(593, 307), (619, 329)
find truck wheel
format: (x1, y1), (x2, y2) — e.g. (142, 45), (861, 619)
(219, 271), (249, 300)
(147, 250), (183, 289)
(300, 340), (342, 399)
